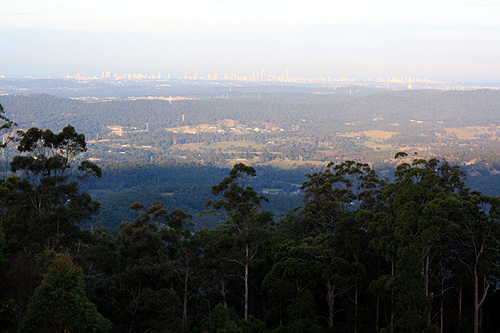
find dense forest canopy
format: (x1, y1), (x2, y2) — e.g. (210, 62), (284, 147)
(2, 130), (500, 331)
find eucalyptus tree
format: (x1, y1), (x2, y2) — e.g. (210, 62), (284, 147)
(207, 163), (273, 321)
(0, 125), (101, 329)
(6, 125), (101, 251)
(369, 153), (471, 332)
(262, 239), (321, 331)
(20, 254), (111, 333)
(301, 160), (384, 234)
(451, 193), (500, 333)
(162, 207), (201, 332)
(116, 202), (180, 332)
(299, 160), (383, 331)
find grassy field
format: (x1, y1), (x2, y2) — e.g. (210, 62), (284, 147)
(169, 140), (263, 151)
(263, 159), (328, 169)
(444, 126), (497, 140)
(341, 130), (399, 140)
(206, 141), (264, 149)
(365, 130), (399, 140)
(363, 142), (396, 150)
(169, 143), (205, 151)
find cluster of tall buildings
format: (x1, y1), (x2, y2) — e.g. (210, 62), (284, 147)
(101, 72), (171, 81)
(55, 69), (439, 85)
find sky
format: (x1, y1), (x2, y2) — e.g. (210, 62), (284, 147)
(1, 0), (500, 81)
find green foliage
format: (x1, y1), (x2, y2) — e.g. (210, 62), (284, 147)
(3, 125), (101, 251)
(199, 304), (243, 333)
(0, 220), (4, 264)
(0, 103), (16, 148)
(1, 127), (500, 333)
(301, 160), (384, 233)
(20, 254), (111, 332)
(0, 298), (18, 331)
(207, 163), (274, 321)
(241, 315), (268, 333)
(108, 201), (191, 332)
(263, 255), (317, 329)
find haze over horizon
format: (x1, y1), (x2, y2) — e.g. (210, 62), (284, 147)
(2, 0), (500, 82)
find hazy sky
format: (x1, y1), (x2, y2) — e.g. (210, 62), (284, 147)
(2, 0), (500, 81)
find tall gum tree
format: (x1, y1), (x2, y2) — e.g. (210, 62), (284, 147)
(6, 125), (101, 251)
(369, 153), (478, 332)
(300, 160), (382, 331)
(20, 253), (111, 332)
(451, 193), (500, 333)
(207, 163), (273, 321)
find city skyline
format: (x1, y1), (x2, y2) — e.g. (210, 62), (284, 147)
(1, 68), (444, 85)
(2, 0), (500, 82)
(71, 69), (441, 85)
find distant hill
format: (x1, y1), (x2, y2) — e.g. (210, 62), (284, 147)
(2, 90), (500, 135)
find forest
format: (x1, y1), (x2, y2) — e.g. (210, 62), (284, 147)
(1, 102), (500, 333)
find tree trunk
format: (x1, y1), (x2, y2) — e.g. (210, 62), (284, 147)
(244, 242), (249, 321)
(474, 269), (479, 333)
(182, 262), (188, 332)
(391, 258), (394, 333)
(221, 277), (228, 309)
(440, 264), (444, 332)
(425, 255), (431, 326)
(440, 296), (444, 332)
(459, 285), (462, 329)
(326, 281), (335, 327)
(376, 259), (380, 332)
(354, 284), (358, 333)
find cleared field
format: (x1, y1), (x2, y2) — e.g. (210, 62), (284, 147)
(224, 158), (327, 169)
(206, 141), (263, 149)
(169, 143), (206, 151)
(341, 130), (399, 140)
(363, 142), (396, 150)
(444, 126), (497, 140)
(169, 140), (263, 151)
(263, 159), (328, 169)
(363, 130), (400, 140)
